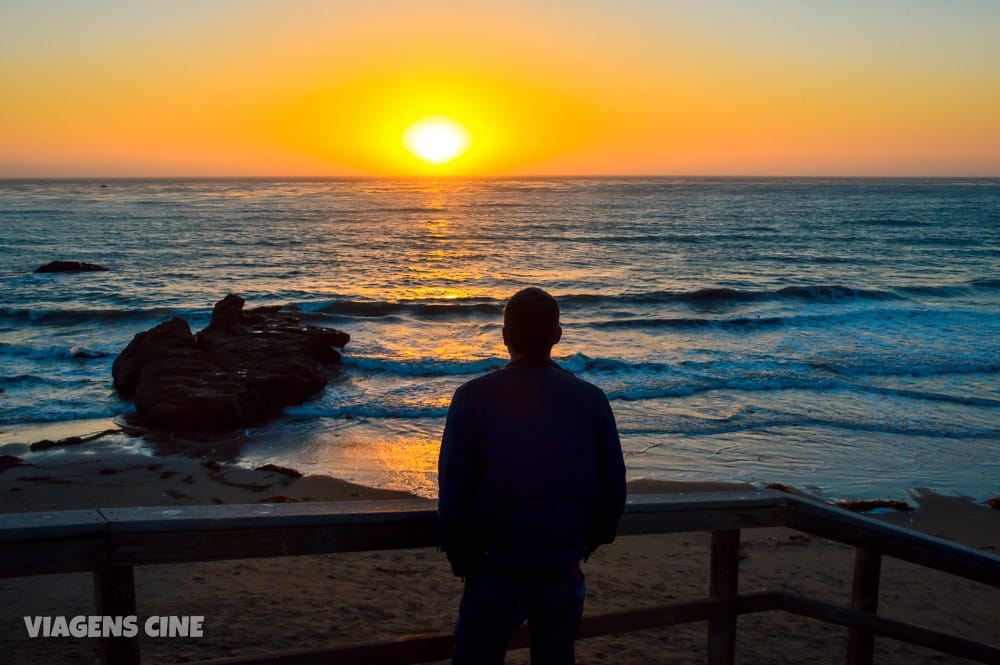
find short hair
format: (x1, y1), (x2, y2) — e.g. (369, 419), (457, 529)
(503, 287), (560, 356)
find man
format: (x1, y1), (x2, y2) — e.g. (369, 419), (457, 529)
(438, 287), (626, 665)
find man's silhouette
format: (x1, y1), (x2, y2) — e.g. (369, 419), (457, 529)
(438, 287), (626, 665)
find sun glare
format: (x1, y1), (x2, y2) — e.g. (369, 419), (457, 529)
(403, 116), (471, 165)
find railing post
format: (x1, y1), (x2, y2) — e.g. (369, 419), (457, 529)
(95, 566), (140, 665)
(846, 547), (882, 665)
(707, 529), (740, 665)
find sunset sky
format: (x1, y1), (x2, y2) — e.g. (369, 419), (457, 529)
(1, 1), (998, 177)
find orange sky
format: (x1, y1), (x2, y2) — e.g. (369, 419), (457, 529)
(1, 1), (998, 177)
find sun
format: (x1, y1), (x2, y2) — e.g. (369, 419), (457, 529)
(403, 116), (471, 165)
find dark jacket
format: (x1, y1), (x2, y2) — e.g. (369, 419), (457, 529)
(438, 358), (626, 575)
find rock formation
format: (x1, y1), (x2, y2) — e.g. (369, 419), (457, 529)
(112, 294), (348, 432)
(34, 261), (109, 273)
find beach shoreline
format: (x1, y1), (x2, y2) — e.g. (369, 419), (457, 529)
(3, 418), (999, 515)
(4, 415), (999, 510)
(3, 444), (998, 540)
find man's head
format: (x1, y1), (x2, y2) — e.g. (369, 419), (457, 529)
(502, 287), (562, 359)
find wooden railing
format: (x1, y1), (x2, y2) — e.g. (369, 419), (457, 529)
(2, 490), (999, 665)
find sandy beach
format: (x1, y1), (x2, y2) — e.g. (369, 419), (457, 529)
(1, 450), (998, 665)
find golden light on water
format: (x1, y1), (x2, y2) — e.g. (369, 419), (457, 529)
(403, 116), (471, 165)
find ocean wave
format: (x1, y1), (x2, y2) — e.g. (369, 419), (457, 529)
(852, 278), (1000, 298)
(361, 205), (449, 215)
(844, 383), (1000, 409)
(0, 404), (130, 426)
(337, 355), (836, 399)
(288, 284), (906, 322)
(558, 353), (671, 374)
(0, 306), (183, 325)
(773, 285), (902, 301)
(343, 352), (723, 378)
(586, 304), (998, 333)
(338, 351), (999, 386)
(895, 284), (968, 297)
(547, 233), (709, 244)
(622, 417), (998, 441)
(0, 373), (99, 388)
(845, 218), (930, 228)
(602, 371), (1000, 408)
(284, 377), (998, 424)
(0, 208), (66, 216)
(550, 290), (728, 307)
(588, 316), (786, 331)
(0, 342), (109, 360)
(766, 255), (867, 265)
(292, 299), (502, 319)
(822, 360), (1000, 379)
(461, 201), (528, 209)
(343, 356), (507, 376)
(284, 404), (449, 420)
(340, 353), (688, 378)
(604, 377), (843, 402)
(565, 286), (885, 310)
(289, 277), (1000, 325)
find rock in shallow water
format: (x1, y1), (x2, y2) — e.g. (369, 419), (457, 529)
(34, 260), (109, 273)
(112, 294), (349, 433)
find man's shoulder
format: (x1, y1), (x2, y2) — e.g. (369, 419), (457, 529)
(451, 365), (506, 401)
(457, 365), (507, 389)
(457, 361), (608, 403)
(560, 369), (612, 407)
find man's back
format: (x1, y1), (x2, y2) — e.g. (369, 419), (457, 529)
(438, 358), (626, 571)
(438, 287), (625, 665)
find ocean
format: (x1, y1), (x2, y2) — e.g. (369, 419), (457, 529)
(1, 177), (997, 500)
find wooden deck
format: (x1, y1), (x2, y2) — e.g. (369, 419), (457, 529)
(2, 490), (998, 664)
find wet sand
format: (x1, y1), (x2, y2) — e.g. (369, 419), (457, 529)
(0, 450), (411, 513)
(1, 454), (998, 664)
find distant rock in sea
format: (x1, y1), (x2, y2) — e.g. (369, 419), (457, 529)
(112, 294), (349, 433)
(0, 455), (27, 472)
(34, 260), (109, 273)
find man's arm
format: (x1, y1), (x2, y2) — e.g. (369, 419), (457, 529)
(437, 384), (481, 577)
(588, 393), (627, 552)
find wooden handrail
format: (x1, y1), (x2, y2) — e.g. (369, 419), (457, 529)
(2, 490), (998, 665)
(785, 494), (1000, 589)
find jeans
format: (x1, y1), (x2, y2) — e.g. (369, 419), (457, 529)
(452, 565), (585, 665)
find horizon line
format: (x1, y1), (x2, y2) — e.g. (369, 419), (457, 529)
(1, 173), (999, 181)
